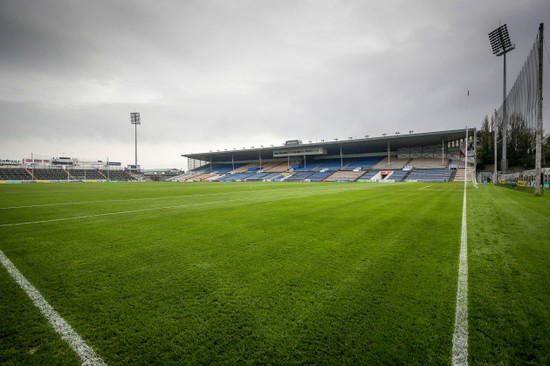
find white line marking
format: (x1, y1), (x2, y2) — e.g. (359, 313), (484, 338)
(452, 180), (468, 365)
(419, 185), (432, 190)
(0, 185), (369, 227)
(0, 249), (106, 365)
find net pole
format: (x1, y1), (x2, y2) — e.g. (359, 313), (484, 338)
(493, 110), (498, 183)
(465, 126), (469, 184)
(535, 23), (544, 196)
(473, 129), (478, 184)
(502, 52), (508, 173)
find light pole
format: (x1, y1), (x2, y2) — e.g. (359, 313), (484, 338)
(489, 24), (515, 173)
(130, 112), (141, 167)
(382, 133), (390, 166)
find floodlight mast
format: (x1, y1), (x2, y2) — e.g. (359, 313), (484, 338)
(130, 112), (141, 166)
(488, 24), (515, 174)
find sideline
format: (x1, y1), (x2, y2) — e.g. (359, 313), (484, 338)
(452, 179), (469, 365)
(0, 249), (106, 365)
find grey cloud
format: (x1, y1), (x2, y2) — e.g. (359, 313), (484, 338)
(0, 0), (549, 168)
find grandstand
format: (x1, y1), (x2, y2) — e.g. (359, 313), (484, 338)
(0, 157), (138, 183)
(285, 171), (315, 182)
(181, 129), (476, 183)
(406, 169), (453, 182)
(326, 170), (365, 182)
(342, 156), (384, 170)
(409, 158), (448, 169)
(0, 168), (33, 181)
(260, 161), (289, 172)
(307, 171), (334, 182)
(371, 157), (410, 170)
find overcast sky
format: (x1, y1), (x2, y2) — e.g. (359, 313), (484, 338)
(1, 0), (549, 169)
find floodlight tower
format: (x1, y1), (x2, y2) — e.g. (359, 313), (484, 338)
(488, 24), (515, 173)
(130, 112), (141, 166)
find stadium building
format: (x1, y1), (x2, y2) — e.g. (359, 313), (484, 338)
(179, 128), (477, 183)
(0, 157), (138, 183)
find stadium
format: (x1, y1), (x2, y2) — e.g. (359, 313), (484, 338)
(1, 129), (478, 184)
(179, 129), (476, 183)
(1, 6), (550, 366)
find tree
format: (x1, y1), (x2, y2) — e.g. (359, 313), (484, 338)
(543, 133), (550, 168)
(507, 113), (535, 169)
(476, 115), (493, 170)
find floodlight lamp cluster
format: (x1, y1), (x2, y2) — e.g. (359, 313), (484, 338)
(130, 112), (141, 125)
(488, 24), (515, 56)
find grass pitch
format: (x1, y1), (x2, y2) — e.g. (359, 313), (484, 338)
(0, 182), (548, 364)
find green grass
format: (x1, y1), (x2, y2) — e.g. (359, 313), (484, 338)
(468, 185), (550, 365)
(0, 181), (548, 364)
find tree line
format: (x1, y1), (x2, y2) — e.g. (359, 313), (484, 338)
(476, 112), (550, 170)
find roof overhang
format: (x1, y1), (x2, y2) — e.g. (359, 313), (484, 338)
(182, 128), (476, 164)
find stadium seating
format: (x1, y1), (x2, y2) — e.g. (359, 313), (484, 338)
(186, 173), (217, 182)
(0, 168), (33, 180)
(384, 170), (409, 182)
(241, 172), (284, 181)
(325, 171), (365, 182)
(409, 158), (449, 169)
(453, 169), (466, 182)
(0, 167), (136, 181)
(406, 169), (452, 182)
(449, 160), (466, 168)
(245, 173), (272, 181)
(293, 163), (321, 171)
(285, 171), (315, 182)
(99, 170), (137, 181)
(358, 170), (380, 180)
(32, 168), (71, 180)
(372, 157), (411, 170)
(310, 159), (350, 171)
(66, 169), (106, 180)
(230, 163), (261, 173)
(342, 157), (384, 171)
(260, 161), (289, 172)
(307, 171), (334, 181)
(219, 173), (255, 182)
(210, 164), (244, 174)
(271, 174), (289, 182)
(262, 172), (285, 181)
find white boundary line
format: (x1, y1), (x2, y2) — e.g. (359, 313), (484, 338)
(419, 185), (432, 190)
(0, 249), (106, 365)
(452, 174), (469, 365)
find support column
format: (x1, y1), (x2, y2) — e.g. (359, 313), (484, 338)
(387, 141), (391, 167)
(535, 23), (544, 196)
(493, 110), (498, 183)
(501, 52), (508, 173)
(442, 138), (445, 165)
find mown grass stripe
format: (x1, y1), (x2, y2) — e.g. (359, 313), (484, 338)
(0, 249), (105, 366)
(452, 180), (469, 365)
(0, 185), (370, 227)
(0, 185), (336, 210)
